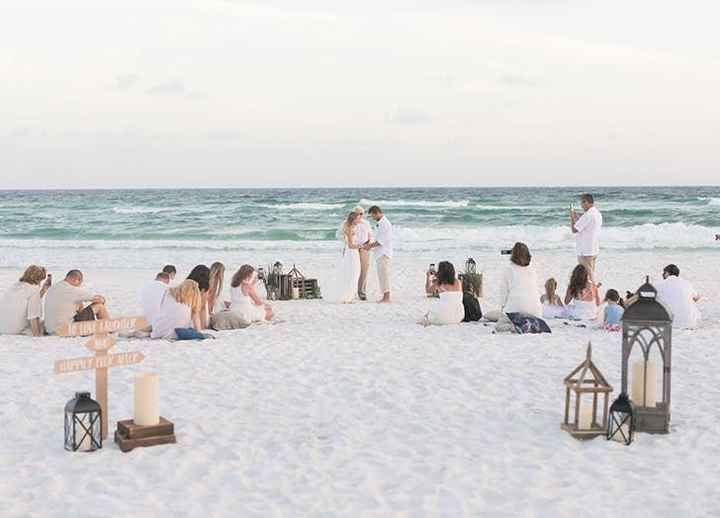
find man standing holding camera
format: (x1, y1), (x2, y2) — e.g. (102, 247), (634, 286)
(570, 193), (602, 279)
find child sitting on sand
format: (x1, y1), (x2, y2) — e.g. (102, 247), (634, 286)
(603, 289), (625, 331)
(540, 278), (565, 319)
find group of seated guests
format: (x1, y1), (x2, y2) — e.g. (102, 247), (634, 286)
(141, 263), (274, 339)
(421, 242), (702, 330)
(0, 262), (274, 339)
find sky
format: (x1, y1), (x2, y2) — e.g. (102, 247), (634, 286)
(1, 1), (719, 188)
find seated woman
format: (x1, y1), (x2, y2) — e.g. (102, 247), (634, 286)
(207, 262), (227, 316)
(540, 277), (566, 319)
(151, 280), (203, 339)
(564, 264), (600, 320)
(499, 242), (542, 318)
(0, 265), (51, 336)
(421, 261), (464, 325)
(187, 264), (211, 329)
(230, 265), (274, 322)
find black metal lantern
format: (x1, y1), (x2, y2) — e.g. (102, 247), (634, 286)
(607, 392), (636, 445)
(64, 392), (102, 452)
(465, 257), (477, 274)
(621, 277), (673, 434)
(272, 261), (283, 276)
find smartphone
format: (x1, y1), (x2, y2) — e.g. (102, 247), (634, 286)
(500, 250), (512, 255)
(46, 274), (52, 286)
(429, 263), (436, 274)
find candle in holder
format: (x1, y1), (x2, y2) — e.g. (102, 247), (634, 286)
(577, 401), (594, 430)
(631, 360), (657, 407)
(134, 373), (160, 426)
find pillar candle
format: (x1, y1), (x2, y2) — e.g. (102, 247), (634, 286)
(631, 360), (657, 407)
(577, 401), (594, 430)
(134, 373), (160, 426)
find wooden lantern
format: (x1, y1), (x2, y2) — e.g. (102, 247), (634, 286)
(621, 277), (672, 434)
(562, 342), (613, 439)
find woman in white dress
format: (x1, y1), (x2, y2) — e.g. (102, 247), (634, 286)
(333, 211), (362, 303)
(564, 264), (600, 320)
(421, 261), (464, 325)
(208, 262), (227, 316)
(151, 280), (203, 339)
(230, 265), (273, 322)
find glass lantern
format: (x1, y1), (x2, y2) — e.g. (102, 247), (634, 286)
(621, 277), (672, 434)
(607, 392), (636, 445)
(465, 257), (477, 274)
(64, 392), (102, 452)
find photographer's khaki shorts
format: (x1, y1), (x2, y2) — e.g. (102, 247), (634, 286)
(377, 255), (392, 294)
(578, 255), (597, 278)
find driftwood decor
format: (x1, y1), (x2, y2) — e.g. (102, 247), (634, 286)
(114, 417), (176, 453)
(562, 342), (613, 439)
(55, 317), (147, 439)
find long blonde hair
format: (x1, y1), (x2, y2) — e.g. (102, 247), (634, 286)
(19, 265), (47, 285)
(209, 262), (225, 302)
(168, 279), (202, 313)
(544, 278), (558, 304)
(343, 211), (359, 235)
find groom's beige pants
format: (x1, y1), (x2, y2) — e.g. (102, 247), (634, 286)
(376, 255), (392, 294)
(358, 249), (370, 299)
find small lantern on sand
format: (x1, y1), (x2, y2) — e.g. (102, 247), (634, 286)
(607, 393), (637, 445)
(65, 392), (102, 452)
(562, 343), (613, 439)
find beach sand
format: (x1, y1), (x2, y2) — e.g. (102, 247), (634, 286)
(1, 249), (718, 516)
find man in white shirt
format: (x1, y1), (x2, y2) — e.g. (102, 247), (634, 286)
(353, 206), (373, 301)
(140, 271), (171, 328)
(570, 193), (603, 279)
(0, 265), (51, 336)
(365, 206), (393, 303)
(44, 270), (111, 334)
(655, 264), (701, 329)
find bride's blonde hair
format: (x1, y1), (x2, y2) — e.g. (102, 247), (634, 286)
(343, 211), (359, 233)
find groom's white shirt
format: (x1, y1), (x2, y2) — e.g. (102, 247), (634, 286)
(374, 216), (393, 259)
(355, 220), (372, 246)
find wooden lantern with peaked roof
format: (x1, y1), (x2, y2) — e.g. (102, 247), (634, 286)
(562, 342), (614, 439)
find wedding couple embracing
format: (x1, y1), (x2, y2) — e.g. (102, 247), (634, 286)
(333, 205), (393, 304)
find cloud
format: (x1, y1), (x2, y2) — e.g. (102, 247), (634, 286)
(111, 74), (139, 91)
(146, 80), (186, 96)
(388, 106), (433, 125)
(498, 73), (537, 88)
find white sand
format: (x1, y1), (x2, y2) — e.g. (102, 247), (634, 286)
(1, 249), (718, 516)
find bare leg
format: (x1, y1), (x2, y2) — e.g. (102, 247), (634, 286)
(91, 303), (111, 320)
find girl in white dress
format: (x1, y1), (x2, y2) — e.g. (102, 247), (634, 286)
(230, 265), (273, 322)
(422, 261), (464, 325)
(333, 211), (362, 303)
(541, 277), (566, 319)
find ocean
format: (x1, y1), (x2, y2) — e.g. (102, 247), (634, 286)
(1, 186), (719, 269)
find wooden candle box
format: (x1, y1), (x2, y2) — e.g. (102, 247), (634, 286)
(114, 417), (176, 452)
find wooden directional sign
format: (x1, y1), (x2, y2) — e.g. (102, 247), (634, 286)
(54, 351), (145, 374)
(58, 317), (148, 338)
(54, 316), (146, 439)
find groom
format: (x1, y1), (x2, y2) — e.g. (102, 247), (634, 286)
(364, 206), (393, 303)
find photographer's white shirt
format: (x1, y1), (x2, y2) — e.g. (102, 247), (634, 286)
(575, 206), (602, 256)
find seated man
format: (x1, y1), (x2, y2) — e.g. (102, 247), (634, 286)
(44, 270), (111, 334)
(0, 265), (51, 336)
(162, 264), (177, 282)
(655, 264), (701, 329)
(140, 272), (170, 328)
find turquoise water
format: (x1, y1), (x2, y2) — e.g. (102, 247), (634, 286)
(1, 187), (718, 243)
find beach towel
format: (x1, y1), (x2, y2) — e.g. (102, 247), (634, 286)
(210, 310), (251, 331)
(505, 312), (552, 334)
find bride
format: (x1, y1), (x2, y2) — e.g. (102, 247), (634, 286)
(332, 211), (362, 303)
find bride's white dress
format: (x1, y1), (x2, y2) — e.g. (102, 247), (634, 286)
(333, 231), (361, 303)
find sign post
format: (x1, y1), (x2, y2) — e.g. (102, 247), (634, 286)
(55, 317), (147, 439)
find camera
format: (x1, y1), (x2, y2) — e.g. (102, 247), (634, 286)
(500, 249), (512, 255)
